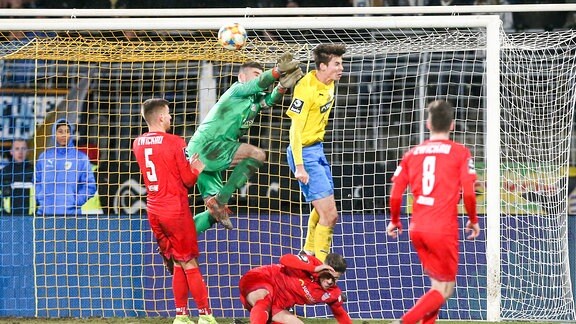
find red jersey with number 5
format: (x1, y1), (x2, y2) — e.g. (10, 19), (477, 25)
(132, 132), (198, 215)
(391, 139), (477, 234)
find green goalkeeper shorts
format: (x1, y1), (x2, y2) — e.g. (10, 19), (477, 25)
(186, 137), (241, 197)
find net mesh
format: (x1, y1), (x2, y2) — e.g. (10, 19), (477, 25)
(0, 20), (574, 321)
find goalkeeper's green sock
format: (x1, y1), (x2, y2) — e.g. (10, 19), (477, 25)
(216, 157), (263, 204)
(314, 223), (334, 262)
(194, 210), (217, 234)
(303, 208), (320, 254)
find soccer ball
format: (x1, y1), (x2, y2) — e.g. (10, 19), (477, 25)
(218, 23), (248, 51)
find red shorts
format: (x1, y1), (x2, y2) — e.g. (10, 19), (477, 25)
(410, 230), (458, 281)
(148, 209), (198, 262)
(238, 270), (275, 310)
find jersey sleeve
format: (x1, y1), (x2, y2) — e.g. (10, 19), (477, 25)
(279, 253), (319, 273)
(230, 69), (277, 97)
(174, 136), (200, 188)
(329, 302), (353, 324)
(389, 155), (410, 224)
(262, 85), (284, 108)
(460, 148), (478, 224)
(286, 82), (312, 165)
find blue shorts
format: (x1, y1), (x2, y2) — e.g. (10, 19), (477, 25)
(287, 142), (334, 202)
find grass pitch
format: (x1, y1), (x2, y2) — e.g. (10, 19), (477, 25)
(0, 319), (556, 324)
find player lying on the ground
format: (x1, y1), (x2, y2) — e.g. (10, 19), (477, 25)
(239, 253), (352, 324)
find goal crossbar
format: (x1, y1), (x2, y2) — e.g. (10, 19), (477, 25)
(0, 15), (501, 31)
(0, 4), (576, 17)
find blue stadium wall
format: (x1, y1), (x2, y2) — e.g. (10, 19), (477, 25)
(0, 214), (575, 319)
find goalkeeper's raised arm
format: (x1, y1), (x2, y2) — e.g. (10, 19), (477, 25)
(223, 53), (303, 112)
(186, 52), (304, 234)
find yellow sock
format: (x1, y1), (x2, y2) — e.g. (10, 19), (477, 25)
(314, 223), (334, 262)
(303, 208), (320, 254)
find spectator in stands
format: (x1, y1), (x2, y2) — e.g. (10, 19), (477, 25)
(77, 138), (104, 215)
(0, 139), (34, 216)
(0, 0), (36, 8)
(35, 119), (97, 216)
(35, 0), (111, 8)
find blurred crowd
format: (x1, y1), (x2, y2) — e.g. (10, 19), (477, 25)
(0, 0), (572, 31)
(0, 0), (570, 9)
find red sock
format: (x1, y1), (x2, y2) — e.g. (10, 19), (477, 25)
(173, 266), (189, 315)
(250, 295), (272, 324)
(184, 268), (211, 315)
(423, 308), (440, 324)
(401, 290), (445, 324)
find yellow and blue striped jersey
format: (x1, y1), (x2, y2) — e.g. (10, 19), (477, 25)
(286, 70), (335, 165)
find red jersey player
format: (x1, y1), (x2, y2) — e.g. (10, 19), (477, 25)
(239, 253), (352, 324)
(386, 99), (480, 324)
(132, 98), (217, 324)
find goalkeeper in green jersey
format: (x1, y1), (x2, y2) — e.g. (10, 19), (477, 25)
(187, 53), (304, 232)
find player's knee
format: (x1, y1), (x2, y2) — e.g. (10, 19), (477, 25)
(317, 207), (338, 226)
(433, 282), (455, 300)
(443, 282), (456, 299)
(177, 258), (199, 270)
(439, 288), (454, 300)
(325, 209), (339, 226)
(326, 216), (338, 226)
(272, 311), (303, 324)
(247, 288), (270, 305)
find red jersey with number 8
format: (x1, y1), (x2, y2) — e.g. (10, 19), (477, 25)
(391, 139), (477, 234)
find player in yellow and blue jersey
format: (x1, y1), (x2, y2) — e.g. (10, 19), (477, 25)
(286, 44), (347, 262)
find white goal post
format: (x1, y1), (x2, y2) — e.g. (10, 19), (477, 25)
(0, 6), (574, 322)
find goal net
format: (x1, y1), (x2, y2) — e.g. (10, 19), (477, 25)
(0, 13), (574, 321)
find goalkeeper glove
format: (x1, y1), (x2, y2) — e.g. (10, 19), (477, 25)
(273, 52), (301, 78)
(278, 67), (305, 93)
